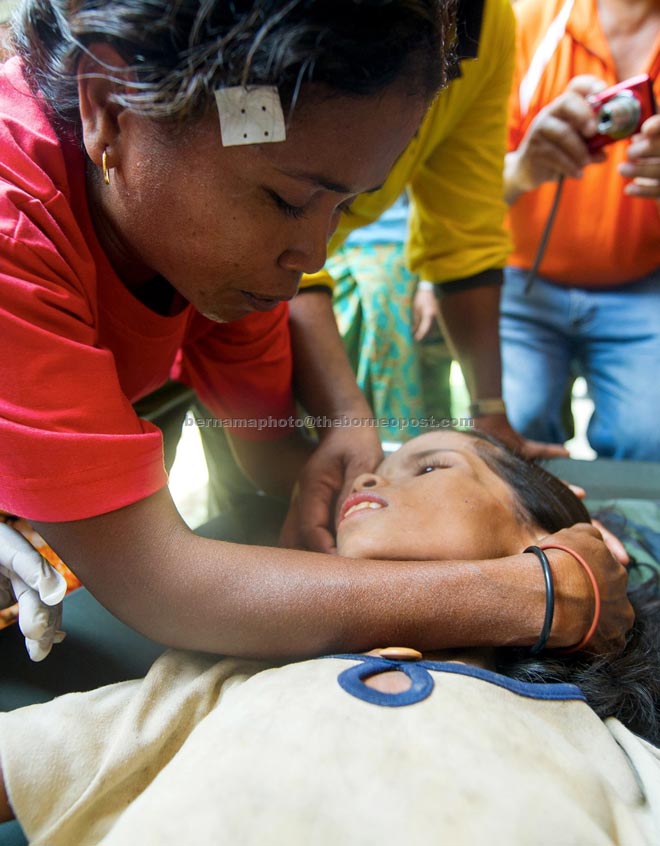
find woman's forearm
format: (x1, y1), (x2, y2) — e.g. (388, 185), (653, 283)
(288, 290), (374, 422)
(32, 488), (596, 658)
(228, 431), (315, 501)
(285, 287), (386, 552)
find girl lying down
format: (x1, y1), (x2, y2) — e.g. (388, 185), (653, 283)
(1, 430), (659, 846)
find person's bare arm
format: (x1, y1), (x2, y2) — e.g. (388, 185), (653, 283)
(227, 430), (314, 500)
(289, 290), (375, 428)
(33, 498), (630, 658)
(438, 282), (503, 408)
(437, 281), (567, 459)
(285, 290), (384, 551)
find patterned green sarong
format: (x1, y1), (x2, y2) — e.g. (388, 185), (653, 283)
(330, 242), (452, 442)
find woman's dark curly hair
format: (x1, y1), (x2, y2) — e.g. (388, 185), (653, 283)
(465, 430), (660, 746)
(11, 0), (455, 135)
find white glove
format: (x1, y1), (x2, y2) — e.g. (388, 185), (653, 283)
(0, 522), (67, 661)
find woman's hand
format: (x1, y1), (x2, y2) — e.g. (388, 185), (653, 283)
(0, 521), (67, 661)
(542, 523), (633, 654)
(590, 518), (630, 566)
(561, 488), (630, 566)
(286, 290), (386, 551)
(279, 425), (384, 553)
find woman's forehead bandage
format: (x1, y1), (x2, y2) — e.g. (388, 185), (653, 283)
(215, 86), (286, 147)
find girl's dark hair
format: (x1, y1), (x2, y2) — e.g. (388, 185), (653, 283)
(12, 0), (455, 135)
(465, 430), (660, 746)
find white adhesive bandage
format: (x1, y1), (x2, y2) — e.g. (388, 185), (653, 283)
(215, 86), (286, 147)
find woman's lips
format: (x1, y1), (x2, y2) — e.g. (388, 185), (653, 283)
(338, 492), (388, 525)
(240, 290), (285, 312)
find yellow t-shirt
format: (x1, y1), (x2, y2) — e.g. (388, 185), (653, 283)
(300, 0), (514, 292)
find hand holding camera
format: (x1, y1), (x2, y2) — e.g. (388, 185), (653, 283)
(507, 73), (657, 201)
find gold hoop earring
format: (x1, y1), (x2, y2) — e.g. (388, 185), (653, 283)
(101, 148), (110, 185)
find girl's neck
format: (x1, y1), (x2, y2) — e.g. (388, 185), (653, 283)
(422, 647), (496, 670)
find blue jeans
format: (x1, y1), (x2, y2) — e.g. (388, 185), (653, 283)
(500, 267), (660, 460)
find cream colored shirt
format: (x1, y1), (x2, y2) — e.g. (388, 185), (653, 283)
(2, 650), (660, 845)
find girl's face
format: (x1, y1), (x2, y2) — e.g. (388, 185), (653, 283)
(336, 431), (541, 562)
(89, 81), (427, 322)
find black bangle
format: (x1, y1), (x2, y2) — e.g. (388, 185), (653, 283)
(524, 545), (555, 656)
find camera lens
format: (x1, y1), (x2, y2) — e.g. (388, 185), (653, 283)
(596, 92), (641, 139)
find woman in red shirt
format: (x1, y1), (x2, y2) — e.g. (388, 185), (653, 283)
(0, 0), (630, 666)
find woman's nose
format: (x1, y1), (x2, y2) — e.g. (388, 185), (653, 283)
(278, 218), (333, 275)
(351, 472), (386, 491)
(278, 240), (328, 275)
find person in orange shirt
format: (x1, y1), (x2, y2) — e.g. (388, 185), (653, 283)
(502, 0), (660, 459)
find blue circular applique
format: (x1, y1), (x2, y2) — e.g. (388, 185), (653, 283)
(336, 656), (435, 707)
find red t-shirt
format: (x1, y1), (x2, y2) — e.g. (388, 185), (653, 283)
(0, 59), (295, 521)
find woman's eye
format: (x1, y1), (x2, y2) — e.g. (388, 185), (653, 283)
(268, 190), (306, 219)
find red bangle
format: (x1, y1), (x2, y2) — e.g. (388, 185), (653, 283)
(539, 543), (601, 653)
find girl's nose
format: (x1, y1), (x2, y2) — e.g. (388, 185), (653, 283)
(351, 472), (386, 491)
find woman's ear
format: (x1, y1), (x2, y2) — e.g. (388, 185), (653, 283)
(77, 44), (129, 171)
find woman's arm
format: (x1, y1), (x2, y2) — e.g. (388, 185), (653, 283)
(435, 282), (568, 459)
(286, 290), (385, 552)
(227, 431), (314, 501)
(33, 497), (630, 658)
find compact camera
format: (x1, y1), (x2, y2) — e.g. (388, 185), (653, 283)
(586, 74), (657, 152)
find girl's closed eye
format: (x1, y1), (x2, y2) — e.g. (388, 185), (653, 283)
(414, 455), (452, 475)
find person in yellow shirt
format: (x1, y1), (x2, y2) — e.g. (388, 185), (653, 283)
(285, 0), (568, 551)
